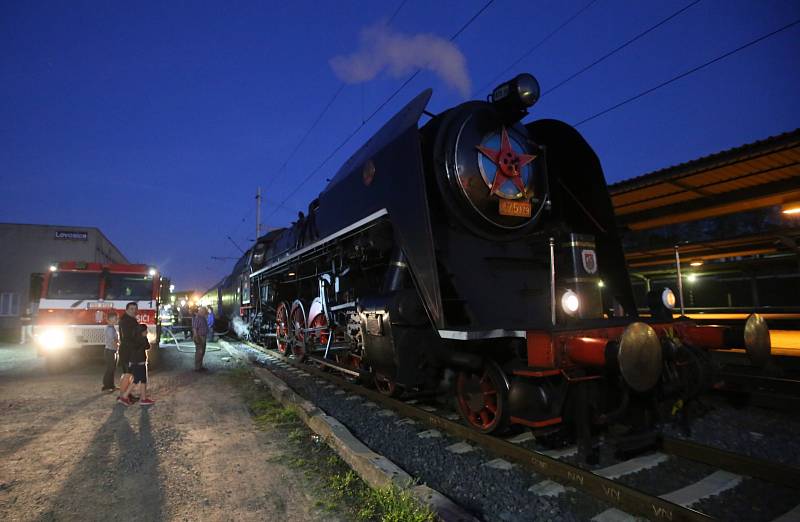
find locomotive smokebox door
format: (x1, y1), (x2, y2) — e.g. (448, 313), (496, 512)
(558, 233), (603, 320)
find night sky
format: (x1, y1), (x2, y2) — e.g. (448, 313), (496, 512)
(2, 0), (798, 291)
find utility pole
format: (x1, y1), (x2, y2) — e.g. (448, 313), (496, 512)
(255, 187), (262, 240)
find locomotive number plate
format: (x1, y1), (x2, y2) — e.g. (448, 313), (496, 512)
(499, 199), (531, 217)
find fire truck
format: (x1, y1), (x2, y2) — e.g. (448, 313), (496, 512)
(34, 262), (161, 368)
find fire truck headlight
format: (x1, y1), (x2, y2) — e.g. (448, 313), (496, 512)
(39, 329), (66, 351)
(561, 290), (580, 316)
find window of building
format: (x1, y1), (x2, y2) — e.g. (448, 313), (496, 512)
(0, 292), (21, 317)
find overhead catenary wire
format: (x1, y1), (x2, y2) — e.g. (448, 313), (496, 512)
(477, 0), (600, 95)
(254, 0), (411, 228)
(264, 0), (496, 224)
(573, 17), (800, 127)
(541, 0), (701, 97)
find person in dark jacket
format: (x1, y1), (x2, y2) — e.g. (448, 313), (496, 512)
(206, 306), (215, 342)
(192, 307), (209, 372)
(117, 302), (139, 398)
(118, 324), (155, 406)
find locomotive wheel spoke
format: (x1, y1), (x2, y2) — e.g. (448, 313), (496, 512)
(455, 363), (510, 434)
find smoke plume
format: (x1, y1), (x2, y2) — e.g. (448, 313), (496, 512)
(330, 24), (471, 99)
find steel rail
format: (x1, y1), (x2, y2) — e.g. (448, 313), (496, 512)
(239, 339), (712, 522)
(661, 437), (800, 491)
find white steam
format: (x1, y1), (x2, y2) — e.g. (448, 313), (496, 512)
(330, 23), (471, 99)
(231, 316), (250, 339)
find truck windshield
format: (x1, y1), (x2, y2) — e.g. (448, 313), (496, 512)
(104, 274), (153, 301)
(46, 272), (101, 300)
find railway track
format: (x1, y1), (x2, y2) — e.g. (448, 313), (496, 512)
(229, 338), (800, 522)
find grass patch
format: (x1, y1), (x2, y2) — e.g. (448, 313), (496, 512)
(229, 367), (435, 522)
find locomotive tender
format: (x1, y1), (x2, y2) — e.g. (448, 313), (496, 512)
(209, 74), (771, 450)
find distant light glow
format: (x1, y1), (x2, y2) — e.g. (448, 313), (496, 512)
(49, 265), (57, 272)
(169, 284), (175, 292)
(148, 268), (157, 276)
(598, 280), (605, 288)
(690, 260), (703, 267)
(687, 274), (698, 283)
(783, 207), (800, 215)
(288, 272), (296, 277)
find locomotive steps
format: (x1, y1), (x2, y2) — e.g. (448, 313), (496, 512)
(218, 338), (477, 522)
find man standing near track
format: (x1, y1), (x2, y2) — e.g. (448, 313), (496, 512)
(192, 306), (208, 372)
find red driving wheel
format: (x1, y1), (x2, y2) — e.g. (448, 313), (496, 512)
(455, 362), (510, 434)
(309, 313), (329, 348)
(290, 302), (307, 360)
(275, 302), (289, 355)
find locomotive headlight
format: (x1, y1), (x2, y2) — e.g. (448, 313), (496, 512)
(38, 328), (66, 351)
(561, 290), (580, 316)
(661, 288), (676, 310)
(490, 73), (541, 123)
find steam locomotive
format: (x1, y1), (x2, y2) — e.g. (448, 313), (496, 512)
(207, 74), (770, 454)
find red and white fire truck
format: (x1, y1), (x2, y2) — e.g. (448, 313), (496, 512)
(34, 262), (161, 363)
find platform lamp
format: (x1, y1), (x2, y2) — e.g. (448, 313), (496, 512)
(781, 201), (800, 215)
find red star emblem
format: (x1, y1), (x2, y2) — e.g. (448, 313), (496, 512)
(476, 128), (536, 197)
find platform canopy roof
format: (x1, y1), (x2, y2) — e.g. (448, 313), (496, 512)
(609, 129), (800, 231)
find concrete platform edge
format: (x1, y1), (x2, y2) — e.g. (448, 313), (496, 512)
(218, 339), (479, 522)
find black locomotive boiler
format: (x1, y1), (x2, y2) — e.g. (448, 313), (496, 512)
(208, 74), (771, 450)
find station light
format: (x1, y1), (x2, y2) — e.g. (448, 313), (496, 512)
(49, 265), (57, 272)
(782, 202), (800, 215)
(686, 274), (698, 283)
(689, 260), (703, 267)
(288, 272), (296, 277)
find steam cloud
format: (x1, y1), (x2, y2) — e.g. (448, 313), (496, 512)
(330, 24), (471, 99)
(231, 316), (250, 339)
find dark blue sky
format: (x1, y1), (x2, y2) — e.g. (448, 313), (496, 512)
(2, 0), (798, 291)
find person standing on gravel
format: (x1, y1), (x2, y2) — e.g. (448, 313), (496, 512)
(206, 306), (215, 342)
(102, 312), (119, 392)
(118, 323), (155, 406)
(117, 302), (139, 397)
(192, 306), (209, 372)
